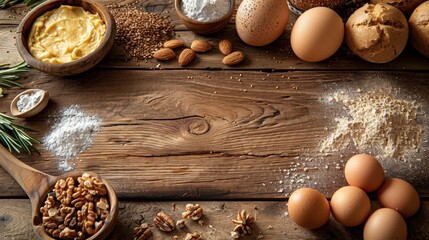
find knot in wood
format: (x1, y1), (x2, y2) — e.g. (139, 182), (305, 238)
(188, 119), (210, 135)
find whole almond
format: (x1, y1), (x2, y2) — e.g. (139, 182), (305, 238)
(153, 48), (176, 61)
(222, 51), (245, 66)
(191, 40), (212, 53)
(219, 39), (233, 55)
(163, 39), (185, 49)
(178, 48), (196, 67)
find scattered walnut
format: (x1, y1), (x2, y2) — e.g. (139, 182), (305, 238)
(176, 219), (185, 229)
(133, 223), (152, 240)
(231, 231), (240, 239)
(232, 210), (255, 237)
(182, 204), (203, 221)
(40, 173), (110, 239)
(184, 232), (201, 240)
(153, 211), (175, 232)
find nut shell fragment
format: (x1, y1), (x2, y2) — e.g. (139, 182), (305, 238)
(153, 211), (175, 232)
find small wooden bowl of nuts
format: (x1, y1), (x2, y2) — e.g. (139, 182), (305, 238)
(175, 0), (235, 35)
(15, 0), (116, 76)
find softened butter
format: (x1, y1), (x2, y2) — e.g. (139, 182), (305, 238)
(28, 5), (106, 63)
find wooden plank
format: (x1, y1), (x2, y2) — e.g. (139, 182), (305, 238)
(0, 69), (427, 199)
(1, 1), (429, 70)
(1, 199), (428, 239)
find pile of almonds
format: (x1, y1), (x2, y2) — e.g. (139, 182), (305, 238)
(153, 39), (245, 67)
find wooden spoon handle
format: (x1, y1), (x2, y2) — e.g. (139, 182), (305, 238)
(0, 145), (51, 204)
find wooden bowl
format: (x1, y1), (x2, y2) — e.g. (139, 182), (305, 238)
(10, 89), (49, 118)
(15, 0), (116, 76)
(175, 0), (235, 35)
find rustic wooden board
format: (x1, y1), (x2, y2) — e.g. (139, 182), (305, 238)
(1, 1), (429, 71)
(1, 200), (428, 240)
(0, 69), (427, 199)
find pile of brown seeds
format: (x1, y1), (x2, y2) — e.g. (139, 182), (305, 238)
(109, 4), (175, 61)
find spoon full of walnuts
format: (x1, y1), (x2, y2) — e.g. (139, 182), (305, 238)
(0, 145), (118, 239)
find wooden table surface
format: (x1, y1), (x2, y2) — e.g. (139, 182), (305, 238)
(1, 0), (428, 239)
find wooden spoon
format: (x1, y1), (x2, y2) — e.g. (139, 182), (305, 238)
(10, 89), (50, 118)
(0, 145), (118, 239)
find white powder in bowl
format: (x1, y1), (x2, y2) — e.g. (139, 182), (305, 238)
(320, 89), (423, 161)
(17, 90), (44, 112)
(181, 0), (230, 22)
(44, 105), (101, 171)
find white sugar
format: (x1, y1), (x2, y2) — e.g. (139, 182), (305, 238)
(44, 105), (101, 171)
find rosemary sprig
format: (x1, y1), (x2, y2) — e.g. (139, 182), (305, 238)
(0, 0), (44, 8)
(0, 112), (40, 155)
(0, 61), (29, 89)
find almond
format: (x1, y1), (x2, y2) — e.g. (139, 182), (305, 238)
(219, 39), (233, 55)
(222, 51), (245, 66)
(191, 40), (212, 53)
(163, 39), (185, 49)
(153, 48), (176, 61)
(178, 48), (196, 67)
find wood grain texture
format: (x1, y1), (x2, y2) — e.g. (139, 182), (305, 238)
(1, 200), (428, 240)
(0, 1), (428, 239)
(0, 69), (427, 199)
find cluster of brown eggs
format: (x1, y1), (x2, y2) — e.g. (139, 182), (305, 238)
(287, 154), (419, 240)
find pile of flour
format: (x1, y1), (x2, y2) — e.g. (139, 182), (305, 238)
(321, 89), (423, 161)
(44, 105), (101, 171)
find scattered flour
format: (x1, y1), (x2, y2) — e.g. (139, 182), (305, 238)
(43, 105), (101, 171)
(17, 90), (44, 112)
(181, 0), (230, 22)
(321, 89), (423, 161)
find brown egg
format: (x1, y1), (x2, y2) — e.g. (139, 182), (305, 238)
(290, 7), (344, 62)
(330, 186), (371, 227)
(288, 188), (330, 229)
(377, 178), (420, 218)
(364, 208), (407, 240)
(236, 0), (289, 46)
(345, 154), (384, 192)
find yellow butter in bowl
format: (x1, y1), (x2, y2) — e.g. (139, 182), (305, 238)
(28, 5), (106, 63)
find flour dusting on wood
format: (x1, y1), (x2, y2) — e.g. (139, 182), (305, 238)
(321, 88), (423, 161)
(43, 105), (101, 171)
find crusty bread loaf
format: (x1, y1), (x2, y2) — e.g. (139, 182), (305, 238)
(370, 0), (425, 15)
(345, 3), (408, 63)
(409, 1), (429, 58)
(288, 0), (348, 11)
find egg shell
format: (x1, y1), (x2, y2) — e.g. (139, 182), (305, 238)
(288, 188), (330, 229)
(236, 0), (289, 46)
(345, 154), (384, 192)
(364, 208), (407, 240)
(290, 7), (344, 62)
(377, 178), (420, 218)
(330, 186), (371, 227)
